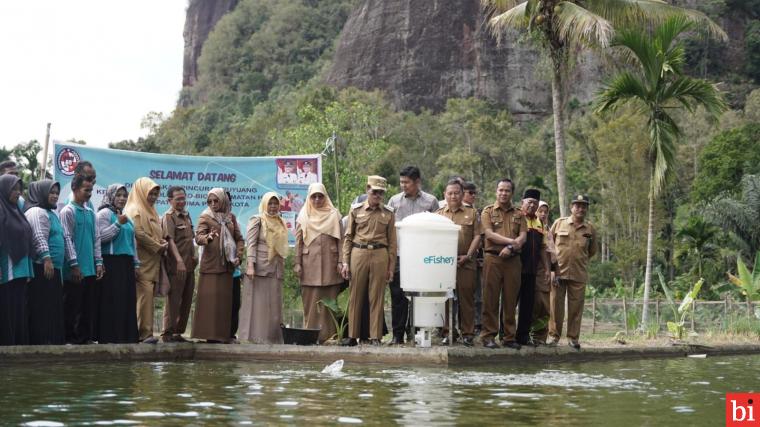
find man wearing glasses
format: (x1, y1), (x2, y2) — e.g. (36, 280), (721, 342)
(341, 176), (397, 346)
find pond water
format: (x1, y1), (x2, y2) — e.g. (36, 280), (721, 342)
(1, 355), (757, 426)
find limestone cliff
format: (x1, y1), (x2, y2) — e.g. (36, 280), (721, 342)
(323, 0), (605, 116)
(182, 0), (239, 88)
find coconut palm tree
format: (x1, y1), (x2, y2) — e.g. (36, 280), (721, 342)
(595, 15), (727, 328)
(481, 0), (725, 216)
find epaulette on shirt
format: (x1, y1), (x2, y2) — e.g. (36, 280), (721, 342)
(350, 202), (363, 210)
(383, 204), (394, 213)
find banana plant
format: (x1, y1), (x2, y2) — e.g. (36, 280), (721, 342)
(659, 271), (703, 340)
(728, 251), (760, 319)
(318, 294), (349, 341)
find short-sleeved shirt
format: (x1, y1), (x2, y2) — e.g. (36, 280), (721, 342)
(479, 203), (527, 253)
(436, 204), (479, 270)
(550, 216), (598, 283)
(341, 202), (397, 269)
(162, 208), (195, 274)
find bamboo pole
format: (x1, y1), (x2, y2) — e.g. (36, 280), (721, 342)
(655, 298), (660, 327)
(691, 300), (696, 331)
(39, 123), (51, 179)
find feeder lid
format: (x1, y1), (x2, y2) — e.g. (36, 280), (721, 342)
(395, 212), (461, 231)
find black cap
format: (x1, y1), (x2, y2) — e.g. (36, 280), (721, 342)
(571, 194), (590, 205)
(523, 188), (541, 200)
(303, 160), (312, 166)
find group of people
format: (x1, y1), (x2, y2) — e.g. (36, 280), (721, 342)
(0, 158), (596, 350)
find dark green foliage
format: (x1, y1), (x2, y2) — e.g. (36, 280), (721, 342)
(691, 123), (760, 202)
(746, 20), (760, 82)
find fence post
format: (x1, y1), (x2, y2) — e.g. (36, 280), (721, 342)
(592, 297), (596, 335)
(623, 296), (628, 334)
(724, 295), (729, 330)
(748, 299), (753, 321)
(655, 298), (660, 328)
(691, 300), (697, 332)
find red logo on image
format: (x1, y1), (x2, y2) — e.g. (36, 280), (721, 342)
(727, 393), (759, 426)
(57, 147), (81, 176)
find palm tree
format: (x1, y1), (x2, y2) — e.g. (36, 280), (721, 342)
(595, 15), (727, 328)
(705, 174), (760, 257)
(481, 0), (724, 216)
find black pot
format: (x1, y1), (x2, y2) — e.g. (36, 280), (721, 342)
(280, 324), (320, 345)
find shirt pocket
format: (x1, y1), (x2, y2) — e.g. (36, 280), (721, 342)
(555, 230), (570, 247)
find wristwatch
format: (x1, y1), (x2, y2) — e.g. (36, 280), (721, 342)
(506, 244), (514, 252)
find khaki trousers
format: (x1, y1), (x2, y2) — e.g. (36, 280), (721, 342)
(136, 278), (155, 341)
(480, 254), (521, 342)
(348, 248), (388, 340)
(162, 272), (195, 336)
(549, 279), (585, 341)
(302, 284), (340, 343)
(444, 266), (477, 337)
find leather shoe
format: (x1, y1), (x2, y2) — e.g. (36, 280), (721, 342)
(141, 336), (159, 344)
(389, 336), (404, 345)
(502, 340), (521, 350)
(341, 338), (358, 347)
(483, 339), (499, 349)
(160, 334), (175, 343)
(173, 334), (188, 343)
(568, 340), (581, 350)
(462, 336), (474, 347)
(369, 339), (381, 346)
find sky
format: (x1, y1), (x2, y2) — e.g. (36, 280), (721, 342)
(0, 1), (187, 150)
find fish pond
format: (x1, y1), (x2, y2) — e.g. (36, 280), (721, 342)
(1, 354), (757, 426)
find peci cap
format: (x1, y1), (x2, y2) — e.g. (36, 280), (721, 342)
(367, 175), (387, 191)
(523, 188), (541, 200)
(303, 160), (312, 166)
(571, 194), (590, 205)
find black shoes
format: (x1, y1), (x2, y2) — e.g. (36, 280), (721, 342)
(568, 340), (581, 350)
(502, 341), (522, 350)
(341, 338), (358, 347)
(462, 336), (474, 347)
(483, 338), (499, 349)
(389, 336), (404, 345)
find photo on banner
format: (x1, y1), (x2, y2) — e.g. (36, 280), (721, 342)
(53, 143), (321, 245)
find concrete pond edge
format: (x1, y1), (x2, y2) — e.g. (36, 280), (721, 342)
(0, 342), (758, 367)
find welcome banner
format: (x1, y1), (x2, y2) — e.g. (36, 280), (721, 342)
(53, 143), (322, 245)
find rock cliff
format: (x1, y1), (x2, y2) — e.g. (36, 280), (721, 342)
(182, 0), (239, 88)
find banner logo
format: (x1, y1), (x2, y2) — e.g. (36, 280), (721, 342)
(56, 147), (81, 176)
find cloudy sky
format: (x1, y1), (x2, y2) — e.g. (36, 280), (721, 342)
(0, 1), (186, 150)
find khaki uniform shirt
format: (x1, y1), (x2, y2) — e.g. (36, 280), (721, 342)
(196, 214), (244, 274)
(162, 208), (196, 275)
(479, 203), (528, 254)
(435, 204), (479, 270)
(342, 202), (397, 270)
(295, 225), (343, 286)
(551, 216), (598, 283)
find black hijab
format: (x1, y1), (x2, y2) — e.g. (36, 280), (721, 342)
(0, 175), (33, 263)
(25, 179), (59, 211)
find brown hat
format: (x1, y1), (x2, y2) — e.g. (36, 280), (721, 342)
(367, 175), (387, 191)
(571, 194), (590, 205)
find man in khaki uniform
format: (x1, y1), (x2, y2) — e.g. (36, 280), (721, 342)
(549, 194), (598, 350)
(161, 186), (197, 343)
(436, 179), (481, 347)
(341, 176), (397, 346)
(532, 200), (557, 345)
(480, 178), (527, 349)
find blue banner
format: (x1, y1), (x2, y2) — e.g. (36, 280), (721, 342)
(53, 143), (321, 245)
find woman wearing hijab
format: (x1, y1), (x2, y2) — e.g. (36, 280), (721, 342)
(97, 184), (140, 343)
(0, 175), (34, 345)
(24, 180), (72, 345)
(193, 188), (244, 343)
(124, 177), (168, 344)
(294, 183), (343, 343)
(239, 192), (288, 344)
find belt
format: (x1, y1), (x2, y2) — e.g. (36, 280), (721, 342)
(484, 250), (501, 255)
(352, 242), (387, 250)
